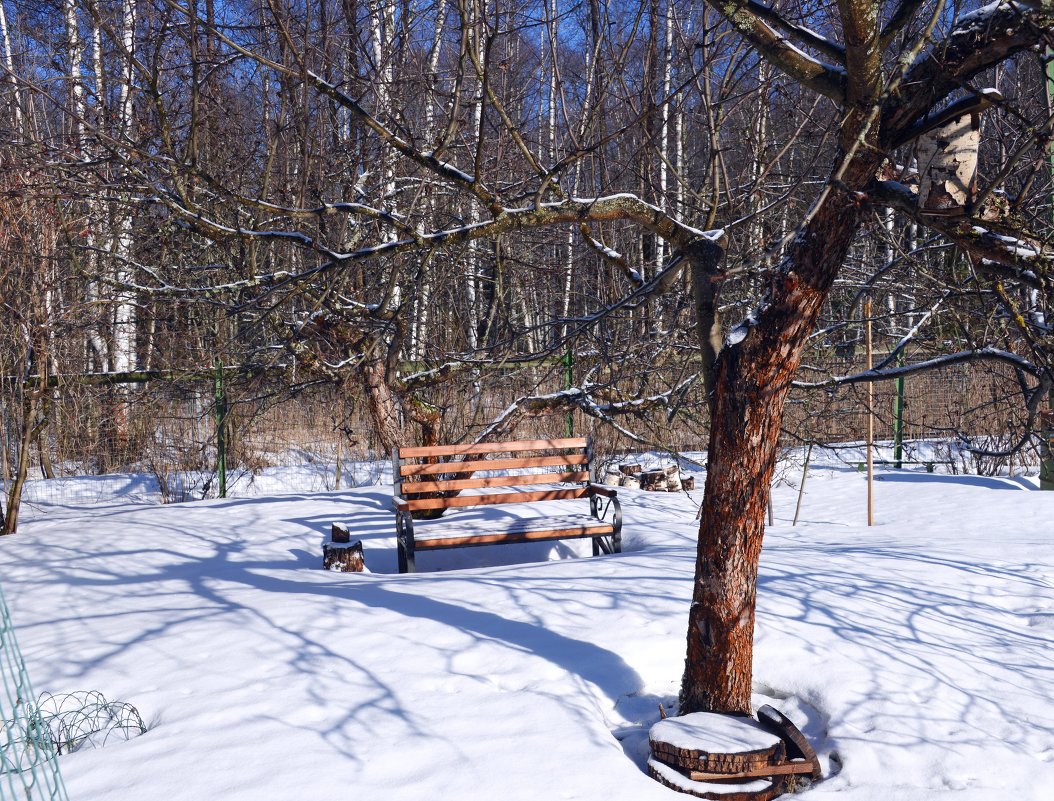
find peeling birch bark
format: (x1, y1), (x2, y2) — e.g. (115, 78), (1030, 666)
(917, 112), (980, 213)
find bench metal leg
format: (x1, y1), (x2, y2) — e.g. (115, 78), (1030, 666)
(396, 512), (416, 574)
(589, 494), (622, 557)
(398, 536), (416, 573)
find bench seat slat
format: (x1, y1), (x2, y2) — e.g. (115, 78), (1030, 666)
(405, 471), (589, 494)
(414, 513), (613, 550)
(399, 437), (587, 458)
(400, 453), (589, 477)
(404, 486), (588, 511)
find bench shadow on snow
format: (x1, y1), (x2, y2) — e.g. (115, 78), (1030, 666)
(285, 489), (636, 575)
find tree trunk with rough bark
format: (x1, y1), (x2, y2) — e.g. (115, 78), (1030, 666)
(361, 356), (405, 456)
(680, 155), (878, 714)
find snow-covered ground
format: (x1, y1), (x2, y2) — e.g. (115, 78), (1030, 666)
(1, 452), (1051, 800)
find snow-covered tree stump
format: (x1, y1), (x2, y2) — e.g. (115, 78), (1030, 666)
(323, 523), (365, 572)
(648, 709), (818, 800)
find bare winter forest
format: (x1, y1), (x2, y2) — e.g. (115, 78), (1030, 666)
(1, 0), (1052, 542)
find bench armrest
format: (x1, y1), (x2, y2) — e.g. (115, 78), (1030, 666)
(393, 496), (410, 512)
(587, 483), (618, 498)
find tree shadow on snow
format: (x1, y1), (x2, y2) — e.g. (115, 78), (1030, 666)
(3, 492), (664, 769)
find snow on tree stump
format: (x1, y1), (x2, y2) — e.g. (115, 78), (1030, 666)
(323, 523), (365, 572)
(648, 707), (819, 800)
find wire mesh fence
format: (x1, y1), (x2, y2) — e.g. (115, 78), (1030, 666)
(0, 586), (69, 801)
(1, 354), (1040, 520)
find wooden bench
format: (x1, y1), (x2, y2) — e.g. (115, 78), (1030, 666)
(392, 437), (622, 573)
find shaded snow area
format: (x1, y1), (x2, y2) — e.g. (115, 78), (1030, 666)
(1, 454), (1052, 800)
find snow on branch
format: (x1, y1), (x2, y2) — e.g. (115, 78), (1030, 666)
(744, 1), (846, 63)
(883, 1), (1054, 146)
(473, 374), (702, 445)
(870, 180), (1054, 282)
(710, 0), (847, 101)
(793, 347), (1040, 389)
(399, 362), (477, 393)
(132, 193), (722, 301)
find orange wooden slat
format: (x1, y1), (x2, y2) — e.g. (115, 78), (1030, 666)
(416, 524), (613, 550)
(404, 471), (589, 494)
(399, 437), (587, 459)
(399, 453), (589, 477)
(404, 487), (588, 511)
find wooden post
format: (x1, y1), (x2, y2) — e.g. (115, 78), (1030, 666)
(335, 437), (342, 491)
(792, 444), (812, 527)
(864, 299), (875, 526)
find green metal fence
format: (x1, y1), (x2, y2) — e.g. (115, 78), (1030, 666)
(0, 586), (69, 801)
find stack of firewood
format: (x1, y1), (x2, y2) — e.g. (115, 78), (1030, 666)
(604, 463), (695, 492)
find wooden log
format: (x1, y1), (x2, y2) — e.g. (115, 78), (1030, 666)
(603, 469), (623, 486)
(687, 762), (817, 782)
(681, 476), (696, 491)
(649, 712), (787, 774)
(323, 539), (365, 572)
(620, 475), (641, 489)
(619, 463), (642, 475)
(331, 522), (350, 544)
(648, 760), (785, 801)
(641, 470), (667, 491)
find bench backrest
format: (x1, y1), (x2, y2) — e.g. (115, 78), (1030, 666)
(393, 437), (593, 512)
